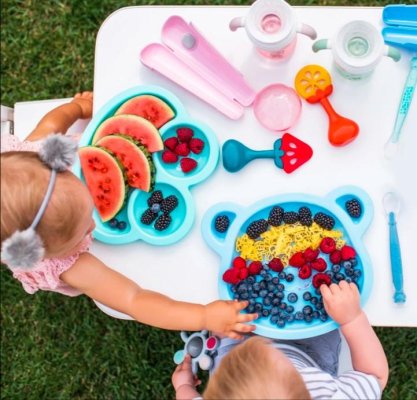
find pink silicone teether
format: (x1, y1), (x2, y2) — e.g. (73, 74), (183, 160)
(253, 84), (302, 132)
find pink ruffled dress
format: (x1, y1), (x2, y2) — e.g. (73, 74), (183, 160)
(1, 134), (90, 296)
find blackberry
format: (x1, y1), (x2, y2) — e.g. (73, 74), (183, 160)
(268, 206), (284, 226)
(160, 195), (179, 213)
(246, 219), (268, 239)
(140, 209), (158, 225)
(314, 212), (335, 230)
(283, 211), (299, 224)
(154, 213), (172, 231)
(345, 199), (362, 218)
(214, 215), (230, 233)
(298, 206), (313, 226)
(147, 190), (164, 206)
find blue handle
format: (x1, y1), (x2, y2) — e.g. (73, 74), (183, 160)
(388, 212), (406, 303)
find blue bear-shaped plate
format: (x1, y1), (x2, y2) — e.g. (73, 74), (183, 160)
(201, 186), (373, 340)
(73, 85), (219, 246)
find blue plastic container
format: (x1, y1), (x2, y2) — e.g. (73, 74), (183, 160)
(73, 85), (220, 246)
(202, 186), (374, 340)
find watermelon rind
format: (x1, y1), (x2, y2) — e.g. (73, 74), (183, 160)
(96, 134), (156, 192)
(91, 114), (163, 152)
(115, 94), (175, 129)
(79, 146), (128, 222)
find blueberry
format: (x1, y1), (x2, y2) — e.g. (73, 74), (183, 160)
(345, 268), (354, 277)
(151, 203), (161, 213)
(276, 292), (285, 300)
(264, 273), (272, 282)
(267, 283), (275, 292)
(247, 276), (255, 284)
(262, 309), (270, 317)
(303, 305), (313, 315)
(287, 293), (298, 303)
(278, 311), (287, 319)
(312, 311), (320, 319)
(286, 305), (294, 313)
(345, 277), (352, 283)
(277, 320), (286, 328)
(118, 221), (127, 230)
(259, 289), (268, 298)
(247, 305), (255, 313)
(253, 283), (260, 291)
(342, 260), (353, 269)
(259, 281), (267, 290)
(263, 297), (272, 306)
(254, 303), (263, 312)
(260, 270), (267, 277)
(279, 272), (286, 279)
(287, 314), (295, 323)
(303, 292), (312, 301)
(231, 286), (237, 293)
(327, 271), (335, 280)
(332, 264), (341, 273)
(353, 270), (362, 278)
(315, 302), (323, 310)
(109, 218), (118, 228)
(233, 293), (240, 300)
(272, 298), (281, 306)
(249, 298), (256, 305)
(310, 296), (318, 305)
(277, 284), (285, 292)
(305, 315), (313, 323)
(350, 258), (358, 267)
(335, 273), (345, 281)
(285, 274), (294, 282)
(267, 292), (274, 299)
(279, 302), (287, 310)
(237, 283), (248, 293)
(272, 277), (280, 285)
(271, 315), (279, 324)
(241, 293), (249, 300)
(320, 313), (328, 322)
(295, 312), (304, 321)
(252, 292), (258, 298)
(271, 306), (279, 315)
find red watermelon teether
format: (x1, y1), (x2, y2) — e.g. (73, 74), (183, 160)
(222, 133), (313, 174)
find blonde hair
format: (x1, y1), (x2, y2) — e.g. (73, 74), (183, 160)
(1, 151), (90, 258)
(204, 336), (311, 400)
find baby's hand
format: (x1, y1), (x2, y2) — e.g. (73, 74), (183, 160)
(171, 354), (201, 391)
(320, 280), (362, 326)
(72, 92), (93, 119)
(204, 300), (257, 340)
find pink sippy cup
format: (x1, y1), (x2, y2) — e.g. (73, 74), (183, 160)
(230, 0), (317, 61)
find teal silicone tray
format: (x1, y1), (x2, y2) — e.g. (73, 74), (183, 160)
(202, 186), (374, 340)
(73, 85), (220, 245)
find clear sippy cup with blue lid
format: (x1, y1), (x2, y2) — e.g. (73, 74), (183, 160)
(229, 0), (317, 61)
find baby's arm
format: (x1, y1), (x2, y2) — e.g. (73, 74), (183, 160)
(61, 252), (256, 337)
(25, 92), (93, 142)
(320, 281), (389, 389)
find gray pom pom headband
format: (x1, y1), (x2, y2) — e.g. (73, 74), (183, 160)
(1, 135), (78, 269)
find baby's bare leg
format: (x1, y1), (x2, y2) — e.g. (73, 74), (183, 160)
(26, 92), (93, 142)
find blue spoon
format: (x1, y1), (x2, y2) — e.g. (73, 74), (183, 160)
(383, 192), (406, 303)
(222, 139), (284, 172)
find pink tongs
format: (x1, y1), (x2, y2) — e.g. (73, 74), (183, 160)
(140, 16), (256, 120)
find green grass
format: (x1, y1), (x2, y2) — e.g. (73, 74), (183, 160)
(1, 1), (417, 399)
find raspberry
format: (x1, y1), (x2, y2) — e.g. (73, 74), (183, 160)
(248, 261), (262, 275)
(283, 211), (299, 224)
(299, 206), (313, 226)
(232, 256), (246, 270)
(330, 250), (342, 264)
(214, 215), (230, 233)
(238, 268), (249, 280)
(314, 212), (335, 230)
(223, 268), (240, 284)
(345, 199), (362, 218)
(177, 127), (194, 142)
(289, 252), (305, 268)
(162, 150), (178, 164)
(268, 206), (284, 226)
(180, 157), (197, 173)
(160, 195), (179, 213)
(189, 138), (205, 154)
(341, 245), (356, 260)
(311, 258), (327, 272)
(268, 258), (284, 273)
(154, 213), (172, 231)
(298, 264), (312, 279)
(147, 190), (164, 206)
(320, 237), (336, 254)
(304, 248), (319, 262)
(164, 137), (178, 151)
(246, 219), (269, 239)
(312, 273), (331, 289)
(175, 142), (190, 156)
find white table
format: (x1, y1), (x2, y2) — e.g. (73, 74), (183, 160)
(92, 6), (416, 327)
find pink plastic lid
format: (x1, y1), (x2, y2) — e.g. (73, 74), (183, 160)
(253, 84), (302, 132)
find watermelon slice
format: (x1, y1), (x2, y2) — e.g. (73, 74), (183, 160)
(96, 135), (155, 192)
(115, 95), (175, 129)
(79, 146), (126, 222)
(92, 115), (163, 152)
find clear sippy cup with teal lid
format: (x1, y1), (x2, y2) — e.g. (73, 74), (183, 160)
(313, 20), (401, 80)
(229, 0), (317, 61)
